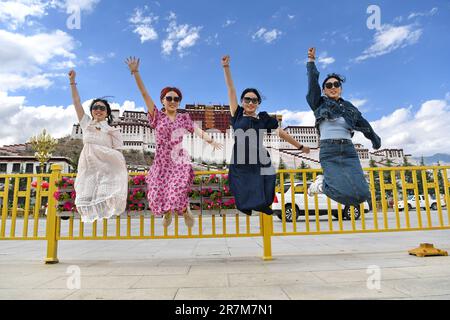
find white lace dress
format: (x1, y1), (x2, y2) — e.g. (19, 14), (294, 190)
(74, 114), (128, 223)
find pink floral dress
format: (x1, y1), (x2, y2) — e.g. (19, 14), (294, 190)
(146, 107), (195, 216)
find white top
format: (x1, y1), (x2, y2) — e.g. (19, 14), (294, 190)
(79, 114), (123, 149)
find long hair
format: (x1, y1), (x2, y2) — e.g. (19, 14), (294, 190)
(89, 98), (113, 125)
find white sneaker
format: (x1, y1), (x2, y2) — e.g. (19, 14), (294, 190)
(308, 175), (324, 196)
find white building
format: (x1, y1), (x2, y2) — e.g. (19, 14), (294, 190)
(0, 156), (73, 174)
(70, 109), (410, 169)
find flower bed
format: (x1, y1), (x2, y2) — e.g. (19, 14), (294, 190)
(34, 173), (238, 219)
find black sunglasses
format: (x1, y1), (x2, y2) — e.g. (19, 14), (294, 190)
(243, 97), (259, 104)
(165, 96), (181, 102)
(92, 104), (107, 111)
(324, 81), (341, 89)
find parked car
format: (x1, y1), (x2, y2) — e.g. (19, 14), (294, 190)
(272, 182), (371, 222)
(397, 194), (446, 211)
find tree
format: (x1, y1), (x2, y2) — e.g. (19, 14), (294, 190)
(276, 158), (289, 185)
(296, 161), (313, 181)
(29, 129), (57, 173)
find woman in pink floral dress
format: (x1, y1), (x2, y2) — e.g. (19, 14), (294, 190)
(126, 57), (222, 228)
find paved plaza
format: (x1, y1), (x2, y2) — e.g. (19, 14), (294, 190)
(1, 216), (450, 300)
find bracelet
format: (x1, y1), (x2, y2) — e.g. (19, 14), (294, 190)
(298, 144), (304, 150)
(70, 82), (77, 85)
(131, 70), (139, 74)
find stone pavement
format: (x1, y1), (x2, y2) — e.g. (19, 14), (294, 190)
(1, 229), (450, 300)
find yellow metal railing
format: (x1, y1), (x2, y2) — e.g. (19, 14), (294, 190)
(0, 164), (449, 263)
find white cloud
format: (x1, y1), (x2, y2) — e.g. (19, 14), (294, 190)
(54, 0), (100, 13)
(162, 14), (202, 57)
(0, 93), (141, 146)
(0, 0), (48, 30)
(275, 95), (450, 156)
(252, 28), (282, 44)
(408, 7), (438, 20)
(129, 7), (159, 43)
(349, 99), (368, 109)
(0, 29), (76, 91)
(223, 19), (235, 27)
(287, 14), (295, 20)
(0, 0), (101, 30)
(0, 73), (54, 92)
(205, 33), (220, 46)
(317, 51), (335, 68)
(0, 91), (76, 146)
(275, 109), (316, 128)
(352, 97), (450, 155)
(87, 54), (104, 65)
(355, 24), (422, 62)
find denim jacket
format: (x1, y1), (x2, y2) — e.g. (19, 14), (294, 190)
(306, 61), (381, 150)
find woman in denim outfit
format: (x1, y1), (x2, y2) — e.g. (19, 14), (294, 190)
(306, 48), (381, 207)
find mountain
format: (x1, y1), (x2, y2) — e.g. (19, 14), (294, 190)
(412, 153), (450, 165)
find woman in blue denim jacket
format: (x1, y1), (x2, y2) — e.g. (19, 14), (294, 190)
(306, 48), (381, 208)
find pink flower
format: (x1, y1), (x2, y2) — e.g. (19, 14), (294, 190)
(62, 177), (68, 182)
(63, 201), (72, 211)
(133, 177), (140, 185)
(53, 191), (61, 200)
(130, 195), (134, 201)
(67, 179), (74, 185)
(63, 184), (68, 188)
(138, 203), (144, 207)
(71, 191), (76, 199)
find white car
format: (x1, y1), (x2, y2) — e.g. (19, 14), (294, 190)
(397, 194), (446, 211)
(272, 182), (371, 222)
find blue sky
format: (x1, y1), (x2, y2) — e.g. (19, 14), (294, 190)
(1, 0), (450, 156)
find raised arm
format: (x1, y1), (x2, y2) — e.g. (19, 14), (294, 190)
(221, 55), (239, 117)
(275, 128), (310, 154)
(193, 126), (223, 152)
(306, 47), (322, 111)
(68, 70), (85, 122)
(125, 57), (156, 117)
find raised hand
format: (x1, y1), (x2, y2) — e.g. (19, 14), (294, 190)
(221, 55), (230, 68)
(68, 69), (76, 83)
(125, 56), (140, 75)
(308, 47), (316, 61)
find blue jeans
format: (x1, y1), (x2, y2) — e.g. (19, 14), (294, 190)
(319, 139), (371, 207)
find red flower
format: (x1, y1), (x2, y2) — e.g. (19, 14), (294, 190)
(63, 201), (72, 211)
(31, 181), (38, 188)
(41, 182), (49, 189)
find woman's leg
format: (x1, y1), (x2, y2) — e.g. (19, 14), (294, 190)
(162, 210), (172, 228)
(181, 207), (195, 228)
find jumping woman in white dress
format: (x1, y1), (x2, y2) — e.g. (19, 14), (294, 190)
(68, 70), (128, 223)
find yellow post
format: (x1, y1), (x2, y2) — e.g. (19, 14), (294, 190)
(261, 212), (273, 261)
(45, 164), (61, 264)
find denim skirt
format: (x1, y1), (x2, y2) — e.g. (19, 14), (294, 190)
(319, 139), (371, 207)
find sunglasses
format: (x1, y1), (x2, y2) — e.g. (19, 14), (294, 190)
(165, 96), (181, 102)
(324, 81), (341, 89)
(92, 104), (107, 111)
(243, 97), (259, 104)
